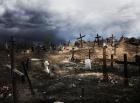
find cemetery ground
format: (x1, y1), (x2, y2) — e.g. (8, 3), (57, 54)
(0, 40), (140, 103)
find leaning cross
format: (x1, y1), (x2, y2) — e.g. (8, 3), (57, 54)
(77, 33), (86, 48)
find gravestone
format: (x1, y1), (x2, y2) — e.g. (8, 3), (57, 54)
(85, 59), (92, 70)
(44, 60), (50, 74)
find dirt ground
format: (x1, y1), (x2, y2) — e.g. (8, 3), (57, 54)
(0, 42), (140, 103)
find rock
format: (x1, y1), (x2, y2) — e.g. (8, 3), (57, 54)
(54, 101), (64, 103)
(69, 83), (76, 88)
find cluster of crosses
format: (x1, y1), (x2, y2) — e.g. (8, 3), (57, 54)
(75, 33), (118, 48)
(2, 34), (140, 103)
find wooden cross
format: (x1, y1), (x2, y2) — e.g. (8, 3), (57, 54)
(71, 48), (75, 61)
(67, 40), (71, 46)
(10, 36), (17, 103)
(109, 34), (118, 55)
(110, 34), (115, 46)
(77, 33), (86, 48)
(111, 54), (140, 76)
(102, 46), (108, 80)
(115, 54), (128, 86)
(95, 34), (101, 46)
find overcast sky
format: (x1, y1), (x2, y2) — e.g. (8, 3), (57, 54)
(0, 0), (140, 40)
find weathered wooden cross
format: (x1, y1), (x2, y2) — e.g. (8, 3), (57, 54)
(95, 34), (101, 46)
(77, 33), (86, 48)
(115, 54), (129, 86)
(102, 45), (108, 80)
(110, 34), (115, 46)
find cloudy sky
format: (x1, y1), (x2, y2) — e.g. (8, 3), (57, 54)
(0, 0), (140, 41)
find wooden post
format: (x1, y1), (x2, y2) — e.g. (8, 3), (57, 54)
(89, 49), (91, 59)
(22, 62), (35, 95)
(81, 88), (84, 98)
(77, 33), (86, 48)
(71, 48), (75, 61)
(26, 58), (31, 70)
(103, 46), (108, 80)
(88, 49), (94, 59)
(111, 54), (114, 69)
(114, 44), (117, 55)
(135, 55), (140, 75)
(10, 36), (17, 103)
(124, 54), (128, 86)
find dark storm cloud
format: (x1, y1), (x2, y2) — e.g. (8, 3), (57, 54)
(0, 0), (140, 41)
(0, 0), (59, 41)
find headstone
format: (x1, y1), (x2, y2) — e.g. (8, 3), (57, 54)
(85, 59), (92, 70)
(44, 61), (50, 74)
(54, 102), (64, 103)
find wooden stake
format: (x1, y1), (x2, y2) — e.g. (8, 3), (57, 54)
(71, 48), (75, 61)
(135, 55), (140, 75)
(111, 54), (114, 69)
(89, 49), (91, 59)
(81, 88), (84, 98)
(22, 62), (35, 95)
(124, 54), (128, 86)
(88, 49), (94, 59)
